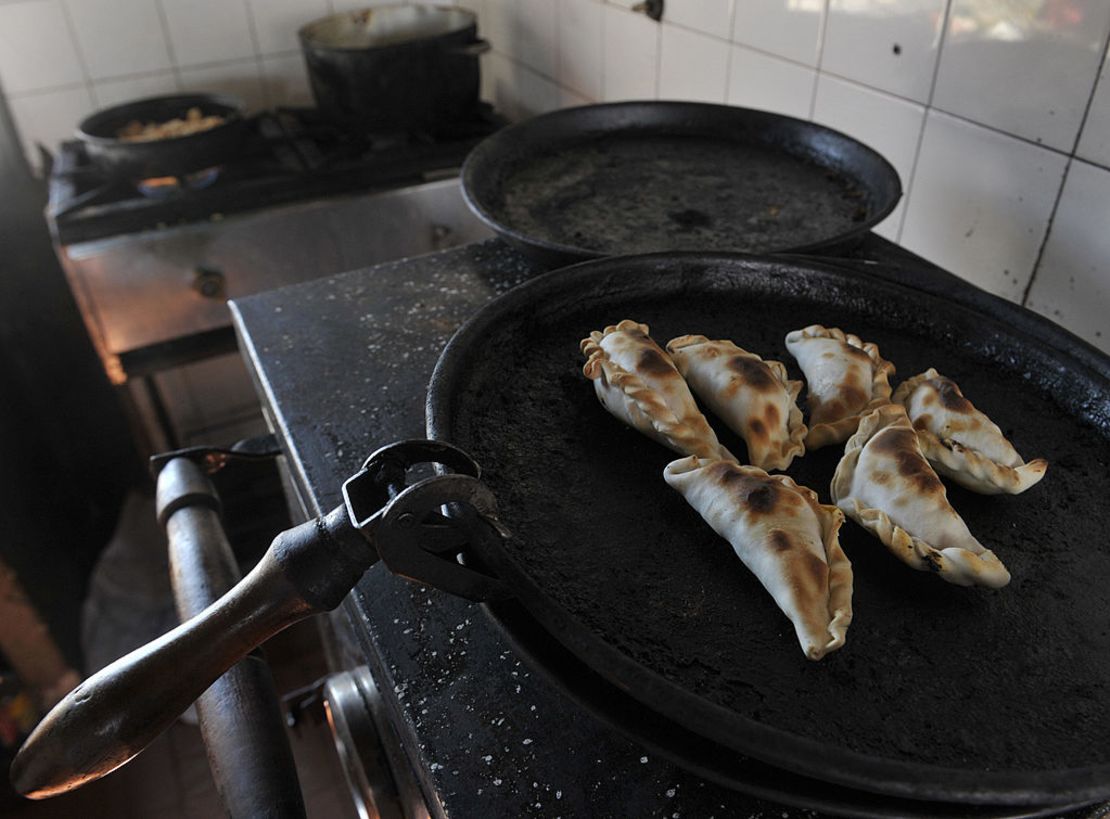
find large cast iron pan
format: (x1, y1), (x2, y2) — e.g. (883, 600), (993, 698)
(77, 93), (246, 180)
(427, 253), (1110, 807)
(461, 102), (903, 266)
(12, 255), (1110, 814)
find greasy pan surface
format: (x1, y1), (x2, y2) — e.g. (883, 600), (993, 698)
(428, 253), (1110, 805)
(461, 102), (902, 264)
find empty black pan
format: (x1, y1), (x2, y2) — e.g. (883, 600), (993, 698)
(461, 102), (903, 266)
(77, 93), (246, 180)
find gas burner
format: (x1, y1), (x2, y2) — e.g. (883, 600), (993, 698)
(136, 166), (223, 199)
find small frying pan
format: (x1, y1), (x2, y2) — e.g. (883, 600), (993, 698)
(461, 101), (903, 266)
(76, 93), (246, 181)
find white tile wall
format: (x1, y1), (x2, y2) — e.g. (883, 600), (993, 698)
(821, 0), (947, 104)
(0, 0), (85, 94)
(659, 23), (729, 103)
(247, 0), (329, 56)
(665, 0), (734, 38)
(67, 0), (174, 80)
(1026, 160), (1110, 351)
(92, 72), (181, 109)
(1078, 53), (1110, 168)
(733, 0), (823, 67)
(900, 111), (1068, 302)
(931, 0), (1110, 152)
(161, 0), (256, 68)
(557, 0), (603, 101)
(601, 4), (659, 101)
(1, 0), (1109, 352)
(727, 44), (815, 120)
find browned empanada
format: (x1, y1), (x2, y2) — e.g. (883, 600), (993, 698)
(665, 455), (852, 660)
(785, 325), (895, 449)
(831, 404), (1010, 588)
(892, 369), (1047, 495)
(666, 335), (806, 471)
(581, 320), (735, 461)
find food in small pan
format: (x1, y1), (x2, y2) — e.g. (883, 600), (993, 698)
(666, 335), (806, 472)
(892, 368), (1048, 495)
(580, 320), (735, 461)
(785, 325), (895, 449)
(831, 404), (1011, 589)
(117, 107), (225, 142)
(665, 456), (852, 660)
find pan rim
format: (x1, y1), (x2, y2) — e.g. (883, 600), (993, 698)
(426, 250), (1110, 806)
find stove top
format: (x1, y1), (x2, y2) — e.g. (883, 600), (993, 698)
(47, 106), (504, 245)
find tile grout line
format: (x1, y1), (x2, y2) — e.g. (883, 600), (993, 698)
(1020, 15), (1110, 306)
(1019, 159), (1072, 307)
(241, 0), (269, 108)
(56, 0), (98, 108)
(153, 0), (185, 91)
(893, 0), (954, 244)
(808, 0), (831, 120)
(722, 0), (738, 103)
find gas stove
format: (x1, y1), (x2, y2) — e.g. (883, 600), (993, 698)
(48, 105), (503, 247)
(46, 107), (499, 453)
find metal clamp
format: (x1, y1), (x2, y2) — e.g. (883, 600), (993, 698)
(343, 440), (511, 602)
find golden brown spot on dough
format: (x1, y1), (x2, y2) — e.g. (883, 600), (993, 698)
(871, 470), (892, 485)
(789, 549), (829, 598)
(837, 384), (869, 413)
(638, 345), (675, 377)
(770, 530), (794, 552)
(748, 417), (768, 442)
(820, 351), (836, 359)
(933, 378), (974, 414)
(871, 428), (944, 494)
(843, 345), (873, 364)
(920, 392), (937, 407)
(913, 414), (933, 431)
(713, 466), (789, 516)
(764, 403), (781, 429)
(727, 356), (777, 392)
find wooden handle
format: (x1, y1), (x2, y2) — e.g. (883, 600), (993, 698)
(10, 506), (376, 799)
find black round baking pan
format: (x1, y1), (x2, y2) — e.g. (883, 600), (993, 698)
(461, 101), (903, 266)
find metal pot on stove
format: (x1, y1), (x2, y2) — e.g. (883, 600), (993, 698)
(299, 4), (490, 134)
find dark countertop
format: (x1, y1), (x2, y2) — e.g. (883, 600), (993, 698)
(229, 237), (1089, 818)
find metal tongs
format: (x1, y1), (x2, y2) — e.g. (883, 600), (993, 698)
(10, 439), (509, 799)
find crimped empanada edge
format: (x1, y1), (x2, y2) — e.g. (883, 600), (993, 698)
(917, 430), (1048, 495)
(840, 499), (1011, 589)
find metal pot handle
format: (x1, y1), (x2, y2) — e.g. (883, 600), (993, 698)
(10, 440), (509, 800)
(447, 38), (491, 57)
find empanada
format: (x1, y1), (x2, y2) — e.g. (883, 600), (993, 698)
(892, 369), (1048, 495)
(666, 335), (806, 471)
(830, 404), (1010, 589)
(581, 320), (735, 461)
(664, 456), (852, 660)
(784, 325), (895, 449)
